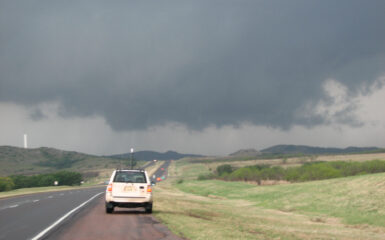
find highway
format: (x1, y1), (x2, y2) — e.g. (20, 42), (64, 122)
(151, 160), (171, 183)
(0, 187), (104, 240)
(0, 161), (180, 240)
(52, 160), (180, 240)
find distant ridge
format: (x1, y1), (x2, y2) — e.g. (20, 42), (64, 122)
(0, 145), (118, 176)
(229, 148), (261, 157)
(260, 145), (381, 155)
(107, 150), (203, 161)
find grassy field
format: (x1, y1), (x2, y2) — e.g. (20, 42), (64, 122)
(153, 159), (385, 239)
(188, 152), (385, 171)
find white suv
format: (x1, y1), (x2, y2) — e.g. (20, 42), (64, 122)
(105, 169), (153, 213)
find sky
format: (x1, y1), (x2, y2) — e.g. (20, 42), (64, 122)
(1, 0), (385, 156)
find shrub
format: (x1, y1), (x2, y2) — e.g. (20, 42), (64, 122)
(216, 164), (233, 176)
(251, 164), (270, 171)
(54, 171), (82, 186)
(215, 160), (385, 183)
(229, 168), (255, 181)
(260, 166), (285, 180)
(285, 168), (301, 182)
(10, 175), (32, 189)
(9, 171), (82, 189)
(197, 173), (215, 180)
(36, 175), (56, 187)
(177, 179), (184, 184)
(362, 160), (385, 174)
(298, 163), (342, 181)
(0, 177), (15, 192)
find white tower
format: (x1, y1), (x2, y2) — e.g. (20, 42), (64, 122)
(24, 134), (28, 148)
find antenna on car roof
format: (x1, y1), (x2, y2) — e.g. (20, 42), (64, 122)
(130, 148), (134, 170)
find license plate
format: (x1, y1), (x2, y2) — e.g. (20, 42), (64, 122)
(124, 186), (135, 191)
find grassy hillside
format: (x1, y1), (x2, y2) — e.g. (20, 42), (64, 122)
(177, 175), (385, 227)
(153, 158), (385, 239)
(261, 144), (383, 155)
(0, 146), (142, 176)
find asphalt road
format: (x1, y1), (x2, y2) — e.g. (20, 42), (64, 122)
(53, 196), (182, 240)
(151, 160), (171, 183)
(0, 186), (105, 240)
(0, 160), (179, 240)
(51, 160), (181, 240)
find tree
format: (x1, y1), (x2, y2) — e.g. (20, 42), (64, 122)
(216, 164), (233, 176)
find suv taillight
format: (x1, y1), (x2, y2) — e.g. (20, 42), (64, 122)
(147, 185), (152, 193)
(107, 183), (113, 192)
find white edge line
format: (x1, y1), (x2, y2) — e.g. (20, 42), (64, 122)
(31, 192), (104, 240)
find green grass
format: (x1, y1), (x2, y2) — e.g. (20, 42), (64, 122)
(154, 160), (385, 239)
(174, 161), (211, 180)
(176, 172), (385, 227)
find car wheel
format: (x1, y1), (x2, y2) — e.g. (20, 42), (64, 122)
(145, 204), (153, 214)
(106, 203), (114, 213)
(106, 206), (113, 213)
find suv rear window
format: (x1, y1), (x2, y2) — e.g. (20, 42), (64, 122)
(113, 171), (147, 183)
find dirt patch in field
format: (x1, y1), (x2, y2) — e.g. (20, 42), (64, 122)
(186, 211), (212, 221)
(241, 180), (291, 186)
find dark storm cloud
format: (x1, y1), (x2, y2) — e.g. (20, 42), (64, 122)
(1, 0), (385, 130)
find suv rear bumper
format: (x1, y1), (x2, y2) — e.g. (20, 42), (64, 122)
(106, 201), (152, 208)
(105, 193), (153, 204)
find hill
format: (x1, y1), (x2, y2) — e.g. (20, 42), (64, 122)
(108, 150), (203, 161)
(260, 144), (382, 155)
(0, 146), (121, 176)
(229, 148), (261, 157)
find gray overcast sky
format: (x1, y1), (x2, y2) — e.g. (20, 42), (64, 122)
(1, 0), (385, 155)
